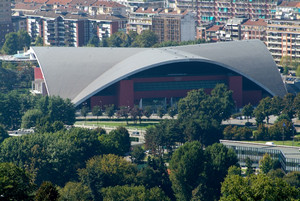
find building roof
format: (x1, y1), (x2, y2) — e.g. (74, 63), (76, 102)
(279, 1), (300, 7)
(69, 0), (97, 6)
(91, 1), (125, 7)
(243, 18), (267, 26)
(206, 25), (223, 32)
(23, 0), (49, 4)
(88, 14), (126, 21)
(13, 3), (44, 11)
(31, 40), (287, 106)
(46, 0), (73, 5)
(220, 140), (300, 160)
(134, 7), (164, 14)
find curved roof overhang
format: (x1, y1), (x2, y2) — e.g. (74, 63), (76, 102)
(31, 40), (287, 107)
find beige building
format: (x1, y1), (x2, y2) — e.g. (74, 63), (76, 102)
(241, 18), (267, 42)
(127, 7), (196, 43)
(266, 1), (300, 64)
(266, 19), (300, 64)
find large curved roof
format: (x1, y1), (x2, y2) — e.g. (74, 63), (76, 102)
(31, 40), (287, 106)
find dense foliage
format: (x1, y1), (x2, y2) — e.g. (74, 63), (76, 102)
(169, 141), (238, 201)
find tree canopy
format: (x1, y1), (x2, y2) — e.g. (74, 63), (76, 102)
(0, 162), (34, 200)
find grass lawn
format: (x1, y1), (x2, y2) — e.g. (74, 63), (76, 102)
(247, 140), (300, 147)
(75, 121), (158, 130)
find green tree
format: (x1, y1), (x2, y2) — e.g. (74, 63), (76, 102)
(2, 32), (19, 54)
(132, 30), (158, 47)
(282, 93), (295, 119)
(204, 143), (238, 200)
(99, 127), (131, 155)
(0, 91), (22, 129)
(0, 162), (34, 200)
(58, 182), (93, 201)
(116, 106), (130, 124)
(130, 146), (145, 164)
(167, 106), (177, 118)
(280, 55), (293, 68)
(130, 105), (142, 123)
(271, 96), (283, 116)
(136, 157), (174, 200)
(169, 141), (205, 201)
(105, 104), (115, 118)
(81, 106), (89, 122)
(259, 153), (274, 174)
(107, 32), (131, 47)
(47, 96), (76, 125)
(21, 109), (43, 128)
(145, 120), (183, 155)
(34, 36), (44, 46)
(296, 65), (300, 77)
(220, 174), (300, 201)
(293, 93), (300, 119)
(254, 96), (273, 124)
(156, 106), (165, 119)
(245, 157), (254, 176)
(87, 36), (100, 47)
(128, 30), (138, 43)
(92, 105), (102, 124)
(242, 103), (253, 122)
(177, 86), (233, 144)
(283, 171), (300, 188)
(17, 29), (31, 50)
(0, 124), (9, 143)
(0, 128), (102, 186)
(35, 181), (59, 201)
(143, 106), (152, 119)
(227, 165), (241, 176)
(78, 154), (137, 201)
(101, 185), (170, 201)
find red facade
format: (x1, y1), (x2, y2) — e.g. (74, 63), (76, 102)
(89, 74), (263, 109)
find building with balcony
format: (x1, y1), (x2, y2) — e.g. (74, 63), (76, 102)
(24, 10), (126, 46)
(89, 1), (126, 16)
(266, 19), (300, 64)
(127, 7), (195, 42)
(241, 18), (267, 41)
(127, 7), (163, 34)
(152, 8), (196, 43)
(174, 0), (282, 25)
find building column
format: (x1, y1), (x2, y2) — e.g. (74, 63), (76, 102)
(228, 76), (243, 108)
(118, 80), (134, 107)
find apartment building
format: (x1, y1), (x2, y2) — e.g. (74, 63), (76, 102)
(89, 14), (127, 40)
(24, 10), (126, 46)
(266, 1), (300, 64)
(127, 7), (195, 42)
(0, 0), (13, 46)
(266, 19), (300, 64)
(152, 8), (196, 43)
(89, 1), (126, 16)
(127, 7), (163, 34)
(174, 0), (282, 25)
(241, 18), (267, 41)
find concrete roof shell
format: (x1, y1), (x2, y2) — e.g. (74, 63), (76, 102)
(31, 40), (287, 106)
